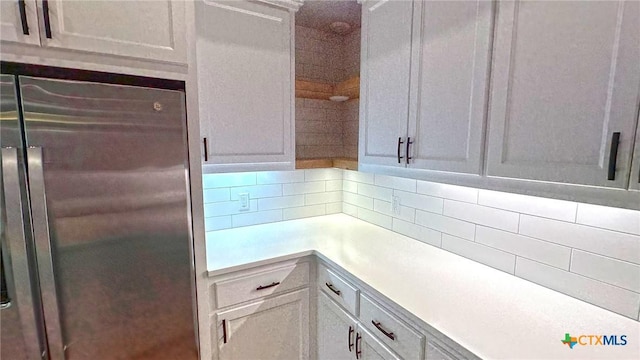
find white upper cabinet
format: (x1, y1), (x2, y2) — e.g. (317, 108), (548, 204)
(486, 1), (640, 188)
(196, 0), (294, 171)
(407, 0), (493, 174)
(359, 0), (493, 174)
(317, 292), (356, 360)
(359, 0), (413, 167)
(0, 0), (40, 45)
(0, 0), (186, 64)
(42, 0), (186, 63)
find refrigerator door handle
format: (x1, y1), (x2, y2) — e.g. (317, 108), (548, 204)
(26, 146), (65, 360)
(1, 147), (43, 359)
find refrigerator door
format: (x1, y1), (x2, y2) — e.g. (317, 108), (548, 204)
(1, 75), (45, 360)
(19, 76), (197, 359)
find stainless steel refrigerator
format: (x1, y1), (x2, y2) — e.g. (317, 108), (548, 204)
(1, 69), (198, 359)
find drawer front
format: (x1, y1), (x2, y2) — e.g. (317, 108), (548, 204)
(359, 294), (424, 360)
(318, 264), (359, 315)
(214, 262), (309, 308)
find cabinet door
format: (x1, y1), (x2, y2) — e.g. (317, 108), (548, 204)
(196, 0), (294, 170)
(487, 1), (640, 188)
(407, 0), (493, 174)
(216, 289), (309, 360)
(0, 0), (40, 45)
(317, 291), (357, 360)
(359, 0), (413, 167)
(41, 0), (186, 63)
(357, 326), (401, 360)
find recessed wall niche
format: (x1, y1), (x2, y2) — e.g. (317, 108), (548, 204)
(294, 0), (361, 169)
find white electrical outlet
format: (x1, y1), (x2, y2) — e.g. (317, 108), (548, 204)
(238, 193), (250, 211)
(392, 195), (401, 215)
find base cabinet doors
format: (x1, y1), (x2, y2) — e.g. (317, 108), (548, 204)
(358, 326), (401, 360)
(317, 292), (357, 360)
(487, 0), (640, 188)
(216, 289), (309, 360)
(196, 0), (294, 171)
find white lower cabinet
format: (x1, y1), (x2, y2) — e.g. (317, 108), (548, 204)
(209, 258), (475, 360)
(216, 289), (310, 360)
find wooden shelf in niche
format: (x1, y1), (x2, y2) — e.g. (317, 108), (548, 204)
(296, 158), (357, 170)
(295, 76), (360, 100)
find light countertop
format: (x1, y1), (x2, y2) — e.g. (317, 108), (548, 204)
(206, 214), (640, 359)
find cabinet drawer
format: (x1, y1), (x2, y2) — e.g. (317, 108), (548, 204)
(359, 294), (424, 360)
(214, 262), (309, 308)
(318, 264), (359, 315)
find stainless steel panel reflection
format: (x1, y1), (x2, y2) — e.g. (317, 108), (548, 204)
(19, 76), (197, 359)
(0, 76), (44, 360)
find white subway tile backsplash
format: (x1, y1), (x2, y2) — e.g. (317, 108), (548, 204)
(478, 190), (577, 222)
(232, 210), (283, 228)
(515, 258), (640, 319)
(415, 211), (476, 240)
(442, 234), (516, 274)
(205, 216), (232, 231)
(230, 184), (282, 199)
(203, 172), (256, 188)
(257, 170), (305, 184)
(326, 180), (343, 192)
(306, 191), (342, 205)
(204, 199), (257, 217)
(576, 203), (640, 235)
(283, 204), (326, 220)
(326, 202), (342, 214)
(417, 181), (478, 203)
(394, 190), (444, 214)
(203, 188), (230, 203)
(374, 200), (416, 223)
(283, 181), (325, 195)
(342, 180), (358, 193)
(374, 174), (417, 192)
(358, 183), (393, 202)
(203, 169), (640, 320)
(258, 195), (305, 210)
(343, 170), (375, 184)
(519, 215), (640, 265)
(343, 191), (374, 210)
(357, 208), (393, 230)
(570, 250), (640, 293)
(392, 219), (441, 247)
(443, 200), (520, 233)
(475, 226), (571, 270)
(343, 202), (358, 217)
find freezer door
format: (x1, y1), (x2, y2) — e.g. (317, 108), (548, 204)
(19, 76), (197, 359)
(1, 75), (45, 360)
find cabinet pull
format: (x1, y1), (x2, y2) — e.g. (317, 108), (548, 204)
(203, 137), (209, 162)
(372, 320), (395, 341)
(607, 132), (620, 181)
(256, 281), (279, 291)
(18, 0), (29, 35)
(348, 326), (354, 352)
(42, 0), (52, 39)
(397, 137), (404, 163)
(325, 282), (341, 296)
(355, 332), (362, 359)
(406, 137), (414, 165)
(222, 319), (227, 344)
